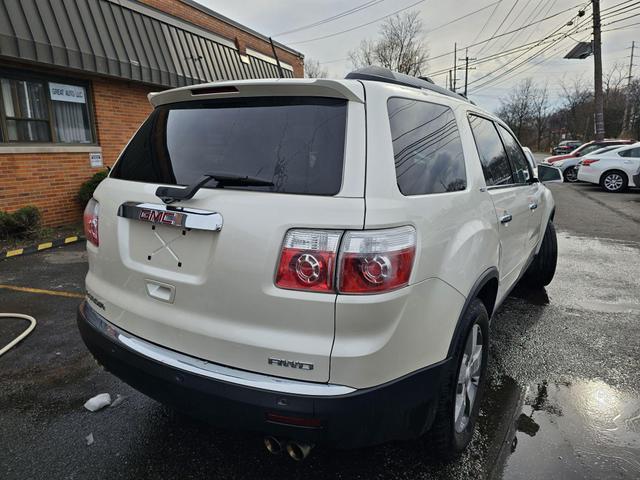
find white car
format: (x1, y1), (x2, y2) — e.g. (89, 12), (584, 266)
(577, 143), (640, 192)
(554, 145), (622, 183)
(77, 67), (562, 461)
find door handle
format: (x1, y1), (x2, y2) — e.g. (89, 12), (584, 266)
(529, 202), (538, 210)
(500, 213), (513, 224)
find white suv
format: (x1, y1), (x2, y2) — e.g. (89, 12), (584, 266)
(78, 67), (561, 461)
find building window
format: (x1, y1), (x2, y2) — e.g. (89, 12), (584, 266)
(0, 73), (94, 144)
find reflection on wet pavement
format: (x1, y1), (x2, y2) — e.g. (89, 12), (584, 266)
(483, 233), (640, 480)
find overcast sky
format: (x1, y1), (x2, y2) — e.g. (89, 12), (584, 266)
(200, 0), (638, 112)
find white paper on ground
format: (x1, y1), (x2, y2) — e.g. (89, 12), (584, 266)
(84, 393), (111, 412)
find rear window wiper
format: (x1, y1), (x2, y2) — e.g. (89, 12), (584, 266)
(156, 173), (274, 204)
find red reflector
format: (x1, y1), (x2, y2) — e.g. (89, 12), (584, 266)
(191, 86), (238, 95)
(266, 412), (322, 427)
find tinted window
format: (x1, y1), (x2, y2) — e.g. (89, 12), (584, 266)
(580, 144), (605, 155)
(468, 115), (512, 186)
(498, 124), (530, 183)
(387, 98), (466, 195)
(619, 147), (640, 157)
(111, 97), (347, 195)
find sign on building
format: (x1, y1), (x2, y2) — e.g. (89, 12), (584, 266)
(49, 82), (86, 103)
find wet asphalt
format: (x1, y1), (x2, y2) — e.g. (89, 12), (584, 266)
(0, 182), (639, 480)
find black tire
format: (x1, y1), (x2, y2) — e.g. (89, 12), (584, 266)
(600, 170), (628, 193)
(563, 166), (578, 183)
(429, 299), (489, 461)
(523, 220), (557, 288)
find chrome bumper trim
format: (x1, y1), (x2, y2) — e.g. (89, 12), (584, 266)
(83, 302), (355, 396)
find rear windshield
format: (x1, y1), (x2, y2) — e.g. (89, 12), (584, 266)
(111, 96), (347, 195)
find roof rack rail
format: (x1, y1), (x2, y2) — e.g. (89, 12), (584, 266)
(345, 66), (472, 104)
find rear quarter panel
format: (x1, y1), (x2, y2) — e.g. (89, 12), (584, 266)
(331, 83), (500, 388)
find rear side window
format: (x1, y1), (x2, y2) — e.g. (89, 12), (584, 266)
(468, 115), (512, 186)
(497, 124), (530, 183)
(619, 147), (640, 157)
(387, 98), (466, 195)
(111, 97), (347, 195)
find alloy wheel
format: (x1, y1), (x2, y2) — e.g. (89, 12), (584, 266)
(564, 167), (578, 183)
(454, 324), (483, 433)
(603, 173), (624, 191)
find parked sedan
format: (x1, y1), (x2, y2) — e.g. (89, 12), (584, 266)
(551, 140), (582, 155)
(577, 143), (640, 192)
(544, 139), (635, 164)
(553, 145), (622, 182)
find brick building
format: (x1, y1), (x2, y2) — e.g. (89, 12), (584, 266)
(0, 0), (303, 226)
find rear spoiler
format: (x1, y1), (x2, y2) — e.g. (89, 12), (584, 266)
(148, 79), (365, 107)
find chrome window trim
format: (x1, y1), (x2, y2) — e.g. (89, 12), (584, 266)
(83, 302), (356, 397)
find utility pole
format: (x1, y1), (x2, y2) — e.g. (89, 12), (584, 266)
(452, 43), (457, 92)
(448, 70), (453, 90)
(592, 0), (605, 140)
(457, 48), (477, 96)
(621, 41), (635, 138)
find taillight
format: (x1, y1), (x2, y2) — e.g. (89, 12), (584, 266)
(83, 198), (100, 247)
(582, 158), (599, 166)
(275, 230), (341, 292)
(338, 226), (417, 294)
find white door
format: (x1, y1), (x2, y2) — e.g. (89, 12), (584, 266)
(496, 124), (543, 254)
(468, 115), (530, 289)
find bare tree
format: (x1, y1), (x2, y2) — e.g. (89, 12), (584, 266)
(497, 78), (535, 139)
(349, 11), (429, 76)
(304, 58), (328, 78)
(531, 84), (549, 152)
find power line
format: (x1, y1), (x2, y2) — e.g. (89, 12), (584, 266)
(469, 6), (640, 94)
(494, 0), (537, 52)
(427, 2), (586, 62)
(476, 0), (523, 56)
(469, 13), (591, 92)
(273, 0), (386, 37)
(469, 0), (504, 46)
(424, 1), (502, 34)
(427, 30), (584, 77)
(460, 2), (638, 91)
(286, 0), (428, 45)
(444, 4), (591, 86)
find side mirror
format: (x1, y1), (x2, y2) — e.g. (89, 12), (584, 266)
(574, 152), (581, 157)
(537, 164), (564, 183)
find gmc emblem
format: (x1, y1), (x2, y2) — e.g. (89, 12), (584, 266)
(268, 357), (314, 371)
(139, 209), (183, 226)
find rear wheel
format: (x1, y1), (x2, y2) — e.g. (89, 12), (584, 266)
(600, 170), (628, 193)
(429, 299), (489, 460)
(563, 166), (578, 183)
(523, 220), (557, 288)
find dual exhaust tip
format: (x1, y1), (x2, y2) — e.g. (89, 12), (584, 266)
(264, 436), (313, 461)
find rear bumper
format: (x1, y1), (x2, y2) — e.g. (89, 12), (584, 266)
(632, 172), (639, 188)
(77, 300), (451, 448)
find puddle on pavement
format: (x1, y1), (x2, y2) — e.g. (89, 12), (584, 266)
(483, 377), (640, 480)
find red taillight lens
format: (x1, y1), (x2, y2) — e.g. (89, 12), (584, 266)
(582, 158), (599, 166)
(338, 226), (417, 294)
(83, 198), (100, 246)
(275, 230), (341, 292)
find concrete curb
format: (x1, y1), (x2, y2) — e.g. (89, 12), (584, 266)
(1, 235), (84, 260)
